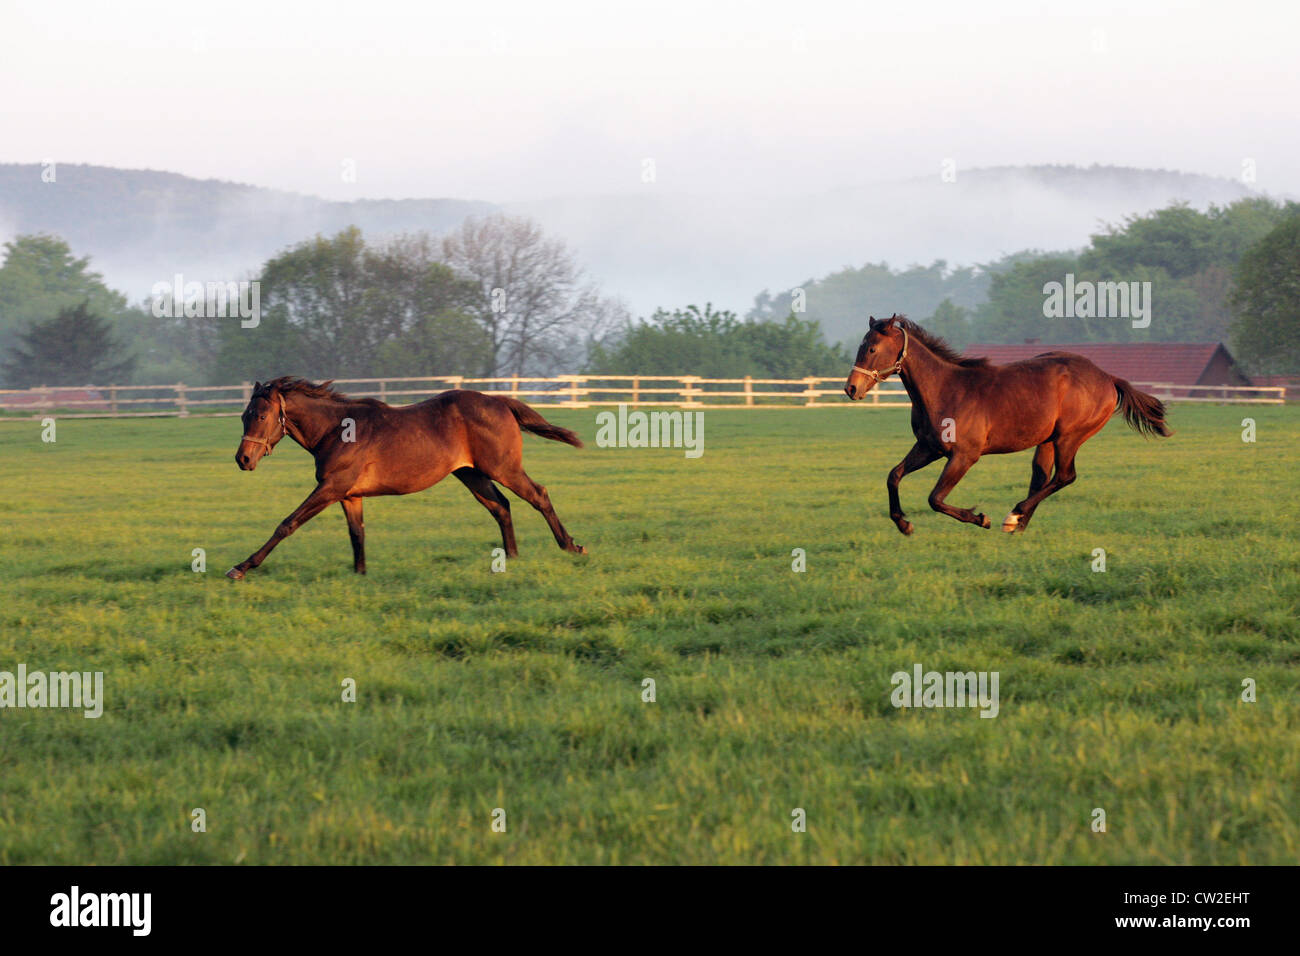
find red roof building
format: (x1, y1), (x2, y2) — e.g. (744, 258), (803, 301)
(963, 342), (1252, 389)
(0, 387), (108, 409)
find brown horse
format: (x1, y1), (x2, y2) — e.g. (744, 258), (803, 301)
(227, 377), (586, 579)
(844, 315), (1171, 535)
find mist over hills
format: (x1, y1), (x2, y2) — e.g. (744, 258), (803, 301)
(508, 165), (1260, 331)
(0, 162), (1264, 326)
(0, 164), (494, 300)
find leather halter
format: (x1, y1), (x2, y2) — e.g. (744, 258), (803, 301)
(853, 327), (909, 384)
(240, 393), (287, 455)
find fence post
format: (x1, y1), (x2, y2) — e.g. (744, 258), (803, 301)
(680, 376), (699, 407)
(176, 382), (189, 417)
(744, 375), (754, 407)
(511, 375), (520, 399)
(569, 375), (581, 407)
(241, 381), (252, 404)
(379, 380), (387, 403)
(632, 376), (640, 407)
(110, 384), (119, 416)
(804, 376), (817, 406)
(450, 376), (463, 394)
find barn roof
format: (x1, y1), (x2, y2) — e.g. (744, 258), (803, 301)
(962, 342), (1246, 386)
(1, 387), (106, 406)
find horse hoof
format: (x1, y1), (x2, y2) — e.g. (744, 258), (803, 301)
(574, 544), (588, 555)
(897, 520), (913, 536)
(225, 567), (245, 580)
(1002, 512), (1021, 533)
(977, 513), (991, 529)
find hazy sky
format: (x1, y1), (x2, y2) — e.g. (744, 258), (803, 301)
(3, 0), (1297, 202)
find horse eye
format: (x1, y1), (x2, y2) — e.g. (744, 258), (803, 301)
(869, 347), (876, 353)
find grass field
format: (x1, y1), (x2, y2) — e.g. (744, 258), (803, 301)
(1, 403), (1297, 864)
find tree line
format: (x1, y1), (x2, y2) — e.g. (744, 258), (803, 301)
(1, 198), (1298, 388)
(750, 197), (1300, 374)
(0, 215), (631, 388)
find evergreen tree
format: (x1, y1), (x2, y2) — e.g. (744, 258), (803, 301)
(2, 301), (136, 387)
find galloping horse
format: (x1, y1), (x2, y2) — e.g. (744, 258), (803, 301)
(844, 315), (1171, 534)
(227, 378), (586, 579)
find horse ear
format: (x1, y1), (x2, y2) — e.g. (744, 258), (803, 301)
(882, 316), (897, 329)
(253, 381), (261, 389)
(868, 315), (878, 330)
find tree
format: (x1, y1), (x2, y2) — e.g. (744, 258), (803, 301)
(747, 255), (1031, 348)
(736, 312), (850, 376)
(213, 228), (487, 381)
(923, 299), (974, 348)
(1230, 215), (1300, 374)
(1081, 203), (1218, 279)
(129, 291), (227, 385)
(969, 254), (1079, 343)
(589, 304), (750, 377)
(1081, 198), (1297, 280)
(353, 237), (491, 377)
(0, 234), (142, 384)
(753, 197), (1300, 352)
(1180, 264), (1234, 341)
(441, 214), (626, 376)
(587, 304), (847, 378)
(2, 301), (136, 387)
(373, 301), (493, 378)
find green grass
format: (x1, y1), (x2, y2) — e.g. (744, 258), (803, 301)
(1, 404), (1297, 864)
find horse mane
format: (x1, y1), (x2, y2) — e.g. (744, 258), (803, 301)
(256, 376), (387, 406)
(891, 316), (989, 368)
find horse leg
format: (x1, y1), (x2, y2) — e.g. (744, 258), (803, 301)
(454, 467), (517, 557)
(1005, 432), (1097, 530)
(492, 467), (586, 554)
(926, 452), (991, 529)
(341, 497), (366, 573)
(1003, 442), (1055, 532)
(226, 483), (341, 579)
(887, 442), (941, 535)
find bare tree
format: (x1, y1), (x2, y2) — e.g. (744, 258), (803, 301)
(441, 214), (625, 376)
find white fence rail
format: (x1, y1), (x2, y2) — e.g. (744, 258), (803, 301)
(0, 375), (1286, 418)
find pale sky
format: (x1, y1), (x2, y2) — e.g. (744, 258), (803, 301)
(2, 0), (1297, 203)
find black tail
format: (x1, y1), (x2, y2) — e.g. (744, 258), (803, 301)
(1114, 378), (1173, 438)
(500, 397), (584, 447)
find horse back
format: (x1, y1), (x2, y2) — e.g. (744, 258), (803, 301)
(926, 352), (1118, 454)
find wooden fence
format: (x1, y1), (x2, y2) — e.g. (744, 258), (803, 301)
(0, 375), (1286, 418)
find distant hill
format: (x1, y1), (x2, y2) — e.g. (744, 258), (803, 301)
(0, 163), (496, 300)
(0, 162), (1269, 327)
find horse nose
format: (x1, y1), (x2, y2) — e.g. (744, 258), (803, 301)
(237, 451), (250, 468)
(844, 384), (856, 399)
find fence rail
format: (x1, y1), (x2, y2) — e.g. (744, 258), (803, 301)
(0, 375), (1286, 418)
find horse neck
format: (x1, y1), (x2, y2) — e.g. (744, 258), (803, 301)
(898, 340), (957, 410)
(281, 394), (333, 451)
